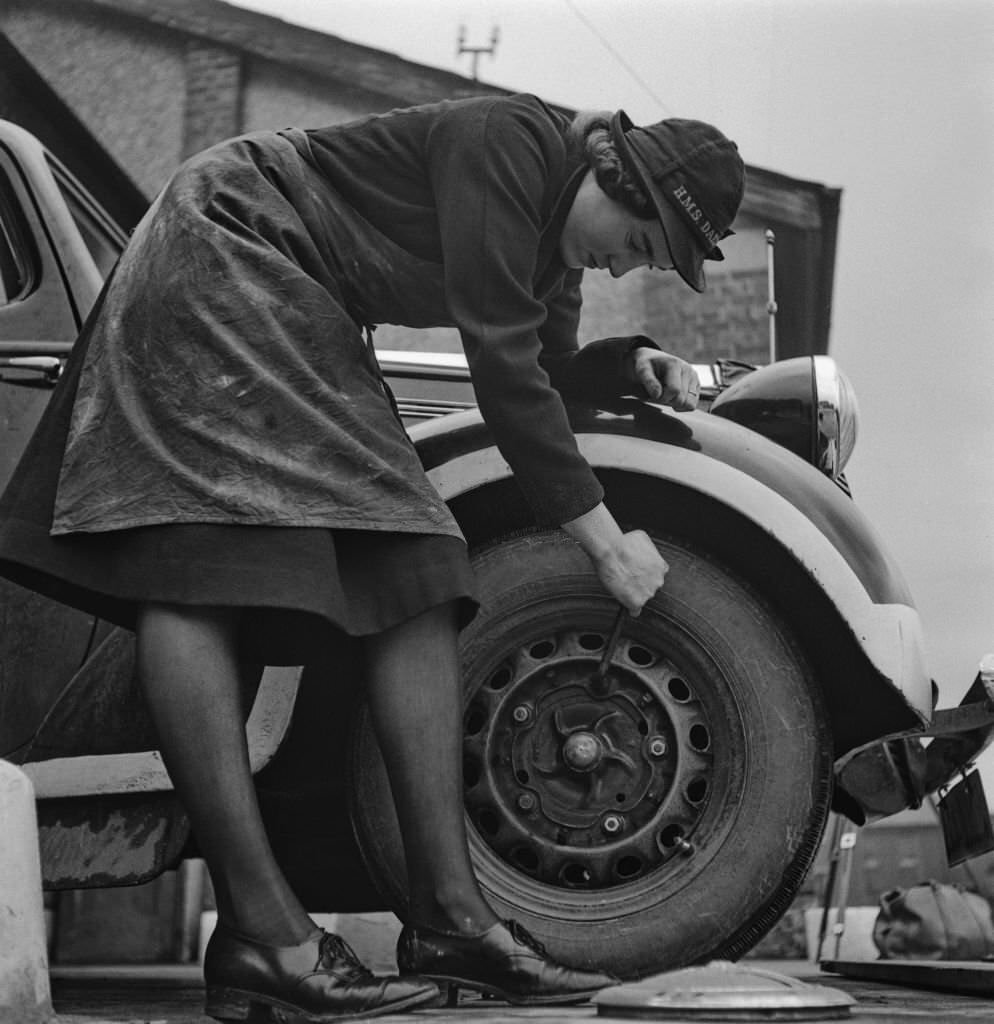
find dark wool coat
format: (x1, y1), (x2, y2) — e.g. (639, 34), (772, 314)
(45, 95), (643, 542)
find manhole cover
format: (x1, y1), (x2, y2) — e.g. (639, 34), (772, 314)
(594, 960), (855, 1020)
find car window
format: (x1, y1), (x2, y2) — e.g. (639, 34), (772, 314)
(47, 157), (124, 278)
(0, 167), (34, 306)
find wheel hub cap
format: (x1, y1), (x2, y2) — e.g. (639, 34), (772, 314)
(462, 624), (715, 889)
(562, 730), (603, 772)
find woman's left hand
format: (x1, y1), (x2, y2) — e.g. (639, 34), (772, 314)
(629, 347), (700, 411)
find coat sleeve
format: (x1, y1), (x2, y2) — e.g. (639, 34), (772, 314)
(426, 97), (604, 526)
(536, 273), (660, 401)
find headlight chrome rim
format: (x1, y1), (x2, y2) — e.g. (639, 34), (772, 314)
(813, 356), (859, 477)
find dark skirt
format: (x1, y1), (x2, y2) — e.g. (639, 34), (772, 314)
(0, 283), (478, 668)
(0, 521), (478, 665)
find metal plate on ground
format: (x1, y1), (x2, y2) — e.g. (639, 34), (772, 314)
(822, 959), (994, 997)
(594, 960), (855, 1020)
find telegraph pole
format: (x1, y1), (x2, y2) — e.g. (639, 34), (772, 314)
(457, 25), (499, 80)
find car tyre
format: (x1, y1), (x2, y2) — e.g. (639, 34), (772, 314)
(349, 528), (832, 977)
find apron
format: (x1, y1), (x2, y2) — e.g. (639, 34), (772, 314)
(51, 130), (463, 541)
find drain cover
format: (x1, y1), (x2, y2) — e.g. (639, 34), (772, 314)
(594, 960), (855, 1020)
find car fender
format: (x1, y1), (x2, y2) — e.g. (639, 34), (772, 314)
(21, 665), (301, 798)
(412, 400), (931, 755)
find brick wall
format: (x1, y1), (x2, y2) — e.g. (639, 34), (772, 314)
(579, 259), (769, 365)
(1, 0), (185, 196)
(243, 59), (397, 134)
(644, 267), (770, 365)
(577, 267), (650, 340)
(182, 42), (242, 158)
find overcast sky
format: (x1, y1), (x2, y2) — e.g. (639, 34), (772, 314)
(233, 0), (994, 710)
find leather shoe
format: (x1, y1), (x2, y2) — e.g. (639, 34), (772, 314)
(204, 923), (440, 1022)
(396, 918), (617, 1005)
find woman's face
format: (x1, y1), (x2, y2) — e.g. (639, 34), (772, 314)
(560, 172), (674, 278)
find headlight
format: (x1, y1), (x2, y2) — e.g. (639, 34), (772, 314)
(710, 355), (860, 480)
(813, 355), (859, 477)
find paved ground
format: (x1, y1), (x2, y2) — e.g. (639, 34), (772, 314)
(41, 911), (994, 1023)
(47, 959), (994, 1024)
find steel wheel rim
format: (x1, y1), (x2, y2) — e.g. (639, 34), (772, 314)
(462, 602), (741, 894)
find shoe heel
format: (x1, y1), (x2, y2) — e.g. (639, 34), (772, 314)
(440, 983), (460, 1008)
(204, 985), (252, 1022)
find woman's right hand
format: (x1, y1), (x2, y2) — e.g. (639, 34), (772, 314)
(561, 503), (668, 616)
(589, 529), (668, 615)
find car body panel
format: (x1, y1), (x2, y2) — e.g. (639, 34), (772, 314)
(0, 122), (112, 764)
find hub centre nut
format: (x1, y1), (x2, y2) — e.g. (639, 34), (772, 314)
(562, 731), (603, 772)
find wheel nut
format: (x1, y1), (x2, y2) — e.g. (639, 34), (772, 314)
(602, 814), (624, 835)
(517, 793), (536, 812)
(512, 704), (532, 724)
(648, 737), (667, 758)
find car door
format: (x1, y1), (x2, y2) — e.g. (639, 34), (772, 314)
(0, 125), (121, 761)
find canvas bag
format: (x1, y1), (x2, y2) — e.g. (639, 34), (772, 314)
(873, 880), (994, 960)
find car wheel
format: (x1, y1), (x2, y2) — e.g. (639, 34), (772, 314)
(349, 528), (832, 977)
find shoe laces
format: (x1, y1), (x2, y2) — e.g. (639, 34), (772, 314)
(318, 931), (372, 978)
(503, 918), (549, 957)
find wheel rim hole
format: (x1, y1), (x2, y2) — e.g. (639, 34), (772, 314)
(464, 706), (487, 735)
(668, 677), (691, 702)
(658, 824), (685, 849)
(686, 777), (708, 804)
(463, 755), (482, 788)
(615, 793), (627, 804)
(561, 862), (593, 887)
(488, 666), (512, 690)
(628, 645), (654, 667)
(516, 770), (530, 785)
(511, 846), (539, 873)
(615, 855), (643, 879)
(528, 639), (556, 659)
(579, 633), (604, 651)
(477, 808), (501, 837)
(689, 724), (711, 752)
(637, 720), (649, 735)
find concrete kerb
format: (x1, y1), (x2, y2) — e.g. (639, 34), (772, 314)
(0, 759), (56, 1024)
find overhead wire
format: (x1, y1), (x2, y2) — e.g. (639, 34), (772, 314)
(561, 0), (675, 116)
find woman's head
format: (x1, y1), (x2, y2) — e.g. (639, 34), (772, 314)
(558, 171), (674, 279)
(563, 110), (745, 291)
